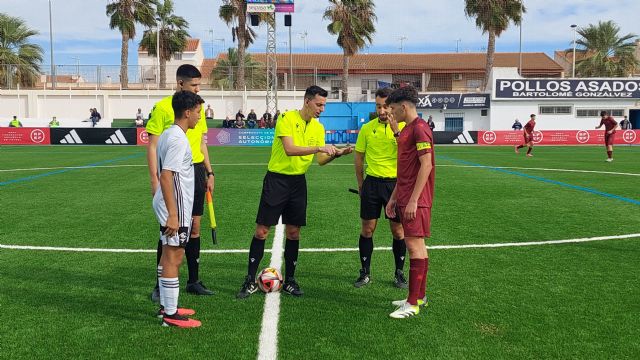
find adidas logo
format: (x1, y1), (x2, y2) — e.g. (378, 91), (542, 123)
(453, 131), (475, 144)
(105, 130), (128, 144)
(60, 130), (83, 144)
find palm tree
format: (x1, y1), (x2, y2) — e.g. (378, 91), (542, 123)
(139, 0), (189, 88)
(210, 48), (266, 90)
(219, 0), (259, 90)
(323, 0), (376, 102)
(571, 21), (639, 77)
(106, 0), (157, 88)
(464, 0), (525, 90)
(0, 13), (43, 88)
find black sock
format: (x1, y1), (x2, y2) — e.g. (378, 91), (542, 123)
(155, 239), (163, 288)
(284, 239), (300, 282)
(247, 237), (265, 281)
(527, 147), (532, 155)
(185, 236), (201, 284)
(392, 238), (407, 271)
(359, 235), (373, 274)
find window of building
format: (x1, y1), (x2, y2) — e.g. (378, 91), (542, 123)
(361, 79), (378, 94)
(576, 109), (624, 117)
(538, 105), (572, 115)
(427, 74), (453, 91)
(466, 79), (483, 90)
(173, 53), (183, 60)
(330, 79), (342, 99)
(445, 113), (464, 132)
(481, 109), (488, 117)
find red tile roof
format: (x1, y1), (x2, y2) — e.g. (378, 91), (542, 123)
(214, 52), (564, 75)
(139, 38), (200, 53)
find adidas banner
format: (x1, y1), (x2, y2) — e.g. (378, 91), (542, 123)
(51, 128), (137, 145)
(434, 131), (478, 144)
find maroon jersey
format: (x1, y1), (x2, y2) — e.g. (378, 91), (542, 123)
(396, 118), (435, 208)
(600, 116), (618, 132)
(524, 119), (536, 133)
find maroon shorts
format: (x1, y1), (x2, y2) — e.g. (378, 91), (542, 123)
(523, 134), (533, 144)
(605, 132), (615, 146)
(398, 206), (431, 238)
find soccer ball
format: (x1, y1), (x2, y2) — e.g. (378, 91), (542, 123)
(257, 267), (283, 293)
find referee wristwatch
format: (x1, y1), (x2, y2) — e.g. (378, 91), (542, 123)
(393, 131), (401, 137)
(207, 171), (214, 177)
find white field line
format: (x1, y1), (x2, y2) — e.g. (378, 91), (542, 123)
(257, 220), (285, 360)
(2, 163), (639, 177)
(1, 233), (638, 253)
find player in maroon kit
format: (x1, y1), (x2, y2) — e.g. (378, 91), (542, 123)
(515, 114), (536, 157)
(596, 111), (620, 162)
(384, 86), (434, 319)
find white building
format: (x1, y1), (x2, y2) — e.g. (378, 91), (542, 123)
(488, 67), (640, 130)
(138, 38), (205, 84)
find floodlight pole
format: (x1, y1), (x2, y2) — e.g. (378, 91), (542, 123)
(49, 0), (56, 88)
(289, 16), (293, 91)
(518, 23), (522, 76)
(571, 24), (578, 78)
(265, 12), (278, 115)
(156, 17), (162, 87)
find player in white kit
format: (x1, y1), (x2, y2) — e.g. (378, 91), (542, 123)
(152, 91), (204, 328)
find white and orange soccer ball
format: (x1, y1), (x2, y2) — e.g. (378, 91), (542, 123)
(257, 267), (283, 293)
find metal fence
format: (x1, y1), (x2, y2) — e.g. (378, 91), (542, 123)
(1, 63), (483, 93)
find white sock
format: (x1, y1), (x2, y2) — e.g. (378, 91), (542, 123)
(159, 277), (179, 315)
(157, 265), (164, 307)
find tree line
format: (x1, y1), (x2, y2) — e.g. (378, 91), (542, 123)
(0, 0), (638, 94)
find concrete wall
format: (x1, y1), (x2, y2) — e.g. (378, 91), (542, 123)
(0, 89), (309, 128)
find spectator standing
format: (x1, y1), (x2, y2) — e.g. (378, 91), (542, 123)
(620, 115), (632, 130)
(235, 109), (245, 123)
(262, 111), (272, 128)
(136, 108), (145, 127)
(9, 115), (23, 127)
(49, 116), (60, 127)
(512, 119), (522, 130)
(426, 115), (435, 131)
(205, 104), (214, 120)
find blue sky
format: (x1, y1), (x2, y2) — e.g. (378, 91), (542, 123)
(3, 0), (638, 68)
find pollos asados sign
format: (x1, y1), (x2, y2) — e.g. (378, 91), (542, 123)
(495, 79), (640, 99)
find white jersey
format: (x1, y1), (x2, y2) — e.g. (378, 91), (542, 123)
(152, 125), (194, 228)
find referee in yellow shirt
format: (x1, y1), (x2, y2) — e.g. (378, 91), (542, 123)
(146, 64), (215, 301)
(237, 85), (353, 298)
(353, 88), (407, 289)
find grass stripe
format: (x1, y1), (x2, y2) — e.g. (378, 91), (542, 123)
(0, 153), (144, 187)
(441, 156), (640, 205)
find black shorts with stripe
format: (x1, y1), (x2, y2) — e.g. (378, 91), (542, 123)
(360, 175), (400, 222)
(192, 162), (206, 217)
(256, 171), (307, 227)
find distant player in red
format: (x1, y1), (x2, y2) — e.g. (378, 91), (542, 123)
(515, 114), (536, 157)
(385, 86), (435, 319)
(596, 111), (619, 162)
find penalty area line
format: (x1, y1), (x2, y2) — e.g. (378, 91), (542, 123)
(1, 233), (639, 253)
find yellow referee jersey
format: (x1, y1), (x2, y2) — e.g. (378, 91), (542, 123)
(268, 110), (326, 175)
(354, 118), (405, 178)
(145, 95), (208, 163)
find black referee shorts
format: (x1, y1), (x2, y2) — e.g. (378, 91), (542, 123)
(256, 171), (307, 227)
(360, 175), (400, 222)
(192, 162), (206, 217)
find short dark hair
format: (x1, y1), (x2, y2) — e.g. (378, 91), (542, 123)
(172, 90), (204, 119)
(530, 114), (536, 117)
(176, 64), (202, 81)
(386, 86), (418, 106)
(600, 111), (608, 116)
(375, 87), (392, 99)
(304, 85), (328, 99)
